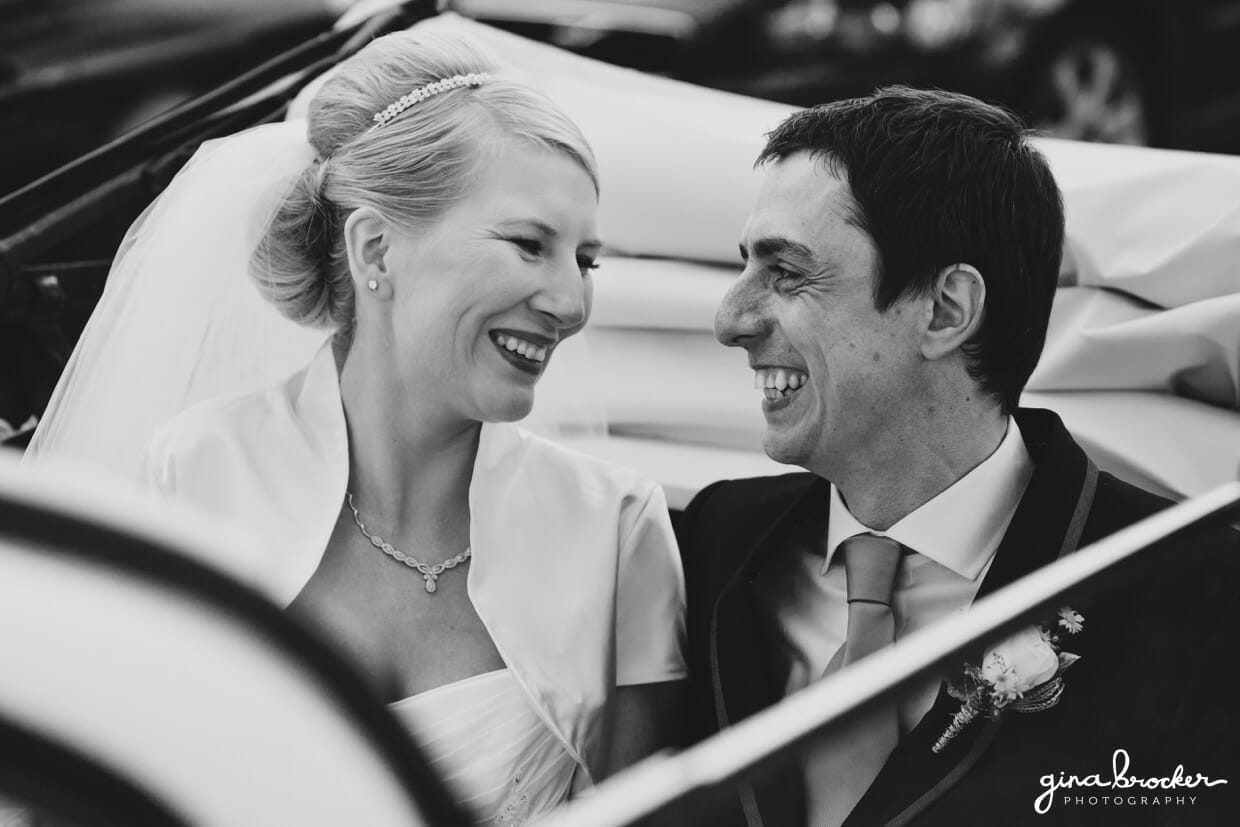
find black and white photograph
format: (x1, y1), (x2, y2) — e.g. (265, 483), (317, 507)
(2, 1), (1238, 825)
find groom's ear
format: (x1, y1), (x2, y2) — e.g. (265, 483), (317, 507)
(920, 263), (986, 361)
(344, 207), (392, 297)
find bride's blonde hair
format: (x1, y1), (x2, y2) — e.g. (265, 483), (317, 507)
(252, 29), (599, 344)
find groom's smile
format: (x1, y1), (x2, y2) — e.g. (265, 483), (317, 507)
(753, 366), (809, 413)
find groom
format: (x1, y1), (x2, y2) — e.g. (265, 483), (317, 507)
(676, 87), (1238, 825)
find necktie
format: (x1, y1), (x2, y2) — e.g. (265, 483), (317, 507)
(807, 533), (903, 827)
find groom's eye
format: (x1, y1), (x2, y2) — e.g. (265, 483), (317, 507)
(770, 264), (800, 282)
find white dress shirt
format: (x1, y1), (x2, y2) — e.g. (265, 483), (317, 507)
(758, 417), (1034, 732)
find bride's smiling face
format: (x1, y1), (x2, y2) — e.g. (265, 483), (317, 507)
(375, 140), (601, 424)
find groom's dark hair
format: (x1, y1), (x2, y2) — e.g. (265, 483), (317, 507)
(757, 86), (1064, 415)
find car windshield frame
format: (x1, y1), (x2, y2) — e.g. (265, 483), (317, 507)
(0, 0), (440, 282)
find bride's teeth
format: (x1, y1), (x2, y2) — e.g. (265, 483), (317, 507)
(495, 333), (550, 363)
(775, 369), (789, 391)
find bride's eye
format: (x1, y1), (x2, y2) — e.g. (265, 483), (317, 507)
(510, 237), (544, 257)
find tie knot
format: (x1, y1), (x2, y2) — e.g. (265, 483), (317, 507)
(840, 533), (902, 606)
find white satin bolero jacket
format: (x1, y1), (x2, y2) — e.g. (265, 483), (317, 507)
(141, 344), (687, 780)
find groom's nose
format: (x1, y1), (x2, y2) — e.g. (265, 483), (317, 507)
(715, 268), (769, 349)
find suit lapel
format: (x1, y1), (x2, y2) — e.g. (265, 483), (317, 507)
(710, 476), (828, 827)
(846, 687), (1003, 827)
(847, 409), (1096, 826)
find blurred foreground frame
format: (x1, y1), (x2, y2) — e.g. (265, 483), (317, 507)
(539, 482), (1240, 827)
(0, 451), (472, 826)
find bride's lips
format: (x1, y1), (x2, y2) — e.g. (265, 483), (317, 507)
(490, 329), (556, 377)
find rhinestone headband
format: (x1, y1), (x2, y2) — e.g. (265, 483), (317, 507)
(370, 72), (490, 130)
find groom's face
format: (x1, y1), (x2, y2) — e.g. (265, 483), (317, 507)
(715, 152), (927, 478)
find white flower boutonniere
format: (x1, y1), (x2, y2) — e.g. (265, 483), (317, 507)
(932, 607), (1084, 753)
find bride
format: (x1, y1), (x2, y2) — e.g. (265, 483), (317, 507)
(26, 27), (685, 825)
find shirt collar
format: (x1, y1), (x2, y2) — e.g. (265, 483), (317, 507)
(824, 417), (1034, 579)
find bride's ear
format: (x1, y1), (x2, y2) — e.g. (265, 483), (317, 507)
(344, 207), (393, 299)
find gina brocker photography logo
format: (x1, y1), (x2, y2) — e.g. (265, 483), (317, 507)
(1035, 748), (1229, 815)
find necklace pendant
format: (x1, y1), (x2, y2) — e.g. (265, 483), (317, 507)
(345, 492), (467, 597)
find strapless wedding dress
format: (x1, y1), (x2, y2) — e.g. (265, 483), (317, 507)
(389, 669), (579, 825)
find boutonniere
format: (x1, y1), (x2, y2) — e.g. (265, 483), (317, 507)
(933, 607), (1084, 753)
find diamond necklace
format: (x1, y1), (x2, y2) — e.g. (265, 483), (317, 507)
(345, 491), (471, 594)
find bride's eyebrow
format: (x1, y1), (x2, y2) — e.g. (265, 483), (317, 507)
(496, 219), (557, 237)
(497, 219), (602, 249)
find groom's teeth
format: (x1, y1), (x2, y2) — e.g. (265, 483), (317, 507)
(753, 368), (808, 394)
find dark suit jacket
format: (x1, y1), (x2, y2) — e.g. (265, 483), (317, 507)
(676, 408), (1239, 826)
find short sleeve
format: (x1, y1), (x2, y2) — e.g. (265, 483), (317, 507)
(615, 482), (687, 685)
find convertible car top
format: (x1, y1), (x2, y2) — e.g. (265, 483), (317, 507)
(406, 15), (1240, 507)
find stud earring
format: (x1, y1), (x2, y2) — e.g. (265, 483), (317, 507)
(367, 279), (379, 292)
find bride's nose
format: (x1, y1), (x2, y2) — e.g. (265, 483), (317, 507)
(530, 256), (588, 330)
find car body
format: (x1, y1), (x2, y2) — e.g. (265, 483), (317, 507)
(453, 0), (1240, 151)
(1, 6), (1238, 823)
(0, 451), (468, 827)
